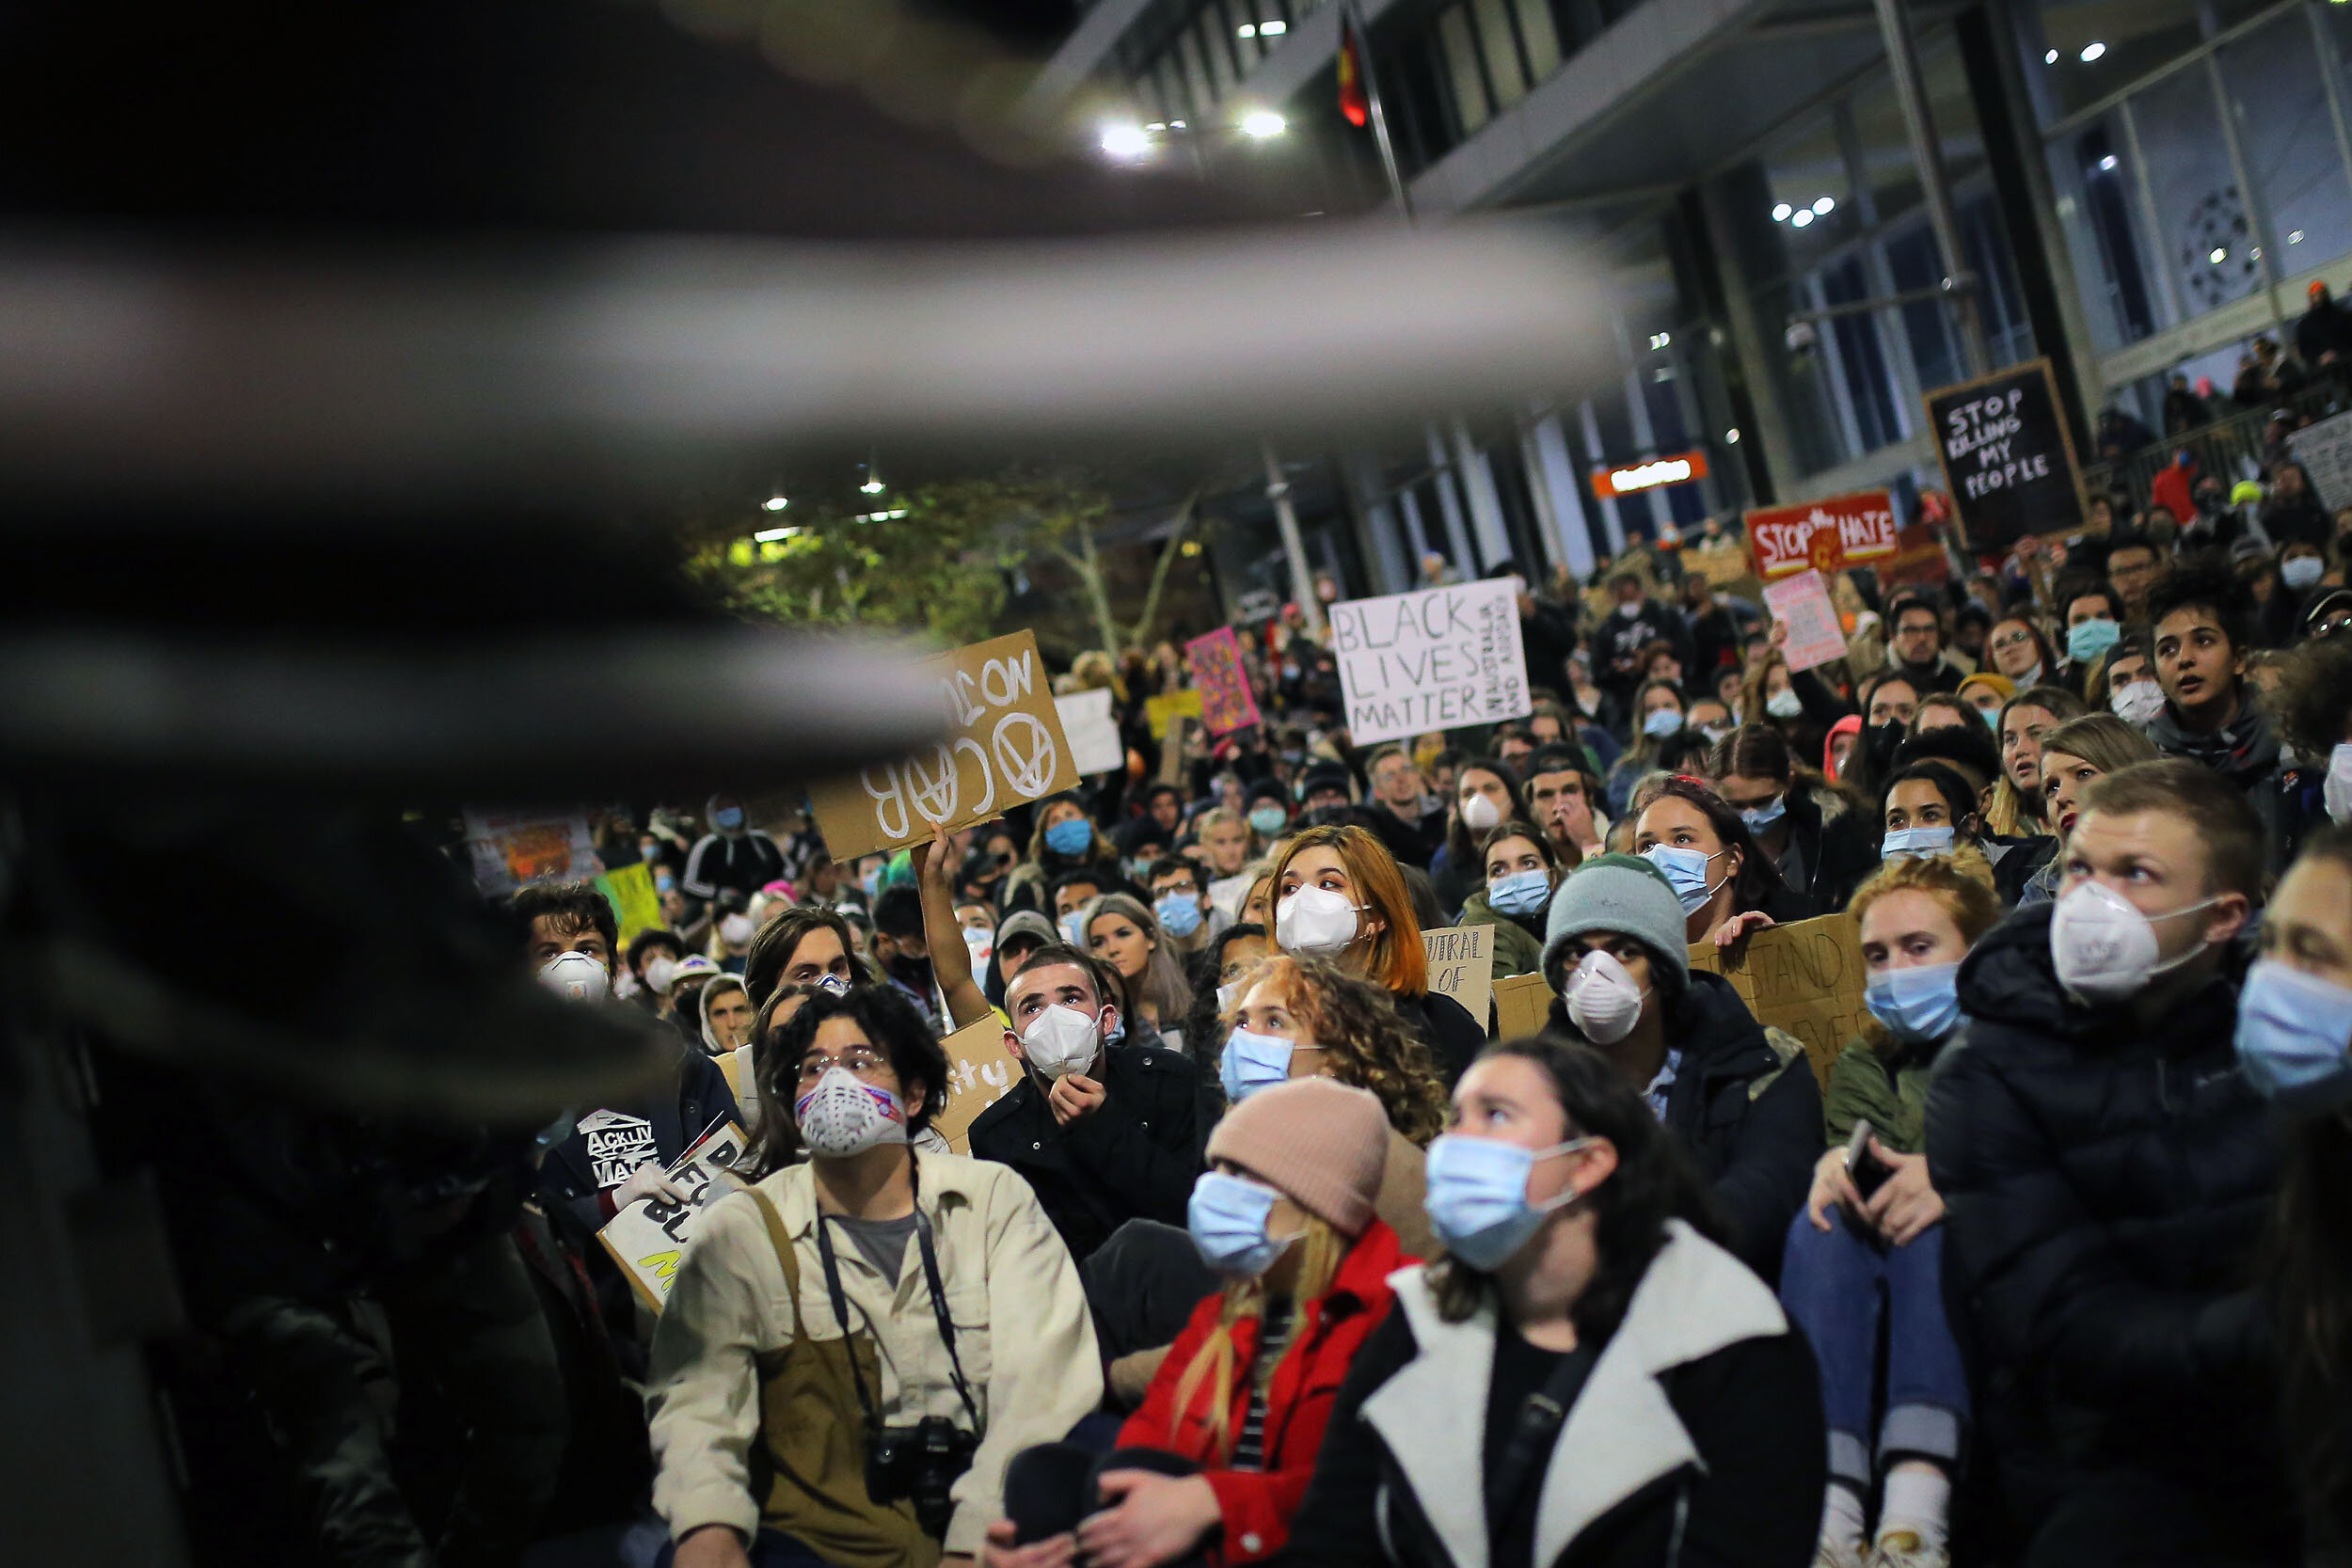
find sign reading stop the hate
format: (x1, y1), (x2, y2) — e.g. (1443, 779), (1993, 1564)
(1744, 491), (1899, 580)
(809, 630), (1076, 861)
(1328, 579), (1531, 747)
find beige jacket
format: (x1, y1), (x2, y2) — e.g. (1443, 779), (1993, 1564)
(645, 1149), (1104, 1554)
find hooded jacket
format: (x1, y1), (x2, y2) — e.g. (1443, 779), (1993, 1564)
(1927, 902), (2287, 1528)
(679, 793), (787, 903)
(1279, 1223), (1822, 1568)
(2146, 698), (2287, 867)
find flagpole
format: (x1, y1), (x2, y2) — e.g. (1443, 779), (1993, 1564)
(1346, 0), (1415, 226)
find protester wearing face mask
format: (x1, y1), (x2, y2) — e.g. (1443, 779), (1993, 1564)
(2059, 578), (2124, 673)
(1427, 757), (1531, 915)
(999, 794), (1116, 916)
(679, 793), (787, 914)
(1745, 641), (1845, 773)
(1454, 821), (1560, 977)
(628, 927), (687, 1016)
(1279, 1037), (1823, 1568)
(1604, 679), (1690, 817)
(1930, 759), (2289, 1564)
(988, 1079), (1406, 1568)
(1876, 761), (1984, 878)
(1268, 824), (1485, 1086)
(1145, 856), (1223, 958)
(967, 946), (1203, 1262)
(1631, 774), (1815, 950)
(648, 987), (1100, 1568)
(1538, 854), (1820, 1278)
(2276, 628), (2352, 835)
(1953, 670), (2013, 733)
(1177, 923), (1271, 1061)
(1784, 851), (2000, 1568)
(1708, 724), (1876, 913)
(866, 885), (945, 1033)
(743, 905), (863, 1013)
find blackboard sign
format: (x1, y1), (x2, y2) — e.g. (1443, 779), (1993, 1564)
(1923, 358), (2082, 553)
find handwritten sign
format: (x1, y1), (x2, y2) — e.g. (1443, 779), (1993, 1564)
(1422, 925), (1495, 1028)
(1055, 688), (1125, 777)
(1329, 579), (1531, 746)
(596, 1120), (750, 1314)
(927, 1016), (1023, 1154)
(2289, 409), (2352, 510)
(1144, 688), (1204, 740)
(1762, 570), (1848, 673)
(809, 631), (1077, 862)
(1924, 358), (2082, 552)
(1184, 628), (1263, 735)
(1687, 913), (1865, 1089)
(1492, 971), (1554, 1040)
(462, 808), (602, 895)
(1744, 491), (1899, 581)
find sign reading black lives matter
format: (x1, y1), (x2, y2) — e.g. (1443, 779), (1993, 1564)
(1923, 357), (2083, 552)
(1329, 579), (1531, 747)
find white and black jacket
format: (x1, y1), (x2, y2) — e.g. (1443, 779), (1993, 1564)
(1279, 1221), (1822, 1568)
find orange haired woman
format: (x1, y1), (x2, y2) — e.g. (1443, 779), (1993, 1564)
(1265, 824), (1483, 1085)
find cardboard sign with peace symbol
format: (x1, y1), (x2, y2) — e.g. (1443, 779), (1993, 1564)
(808, 630), (1080, 861)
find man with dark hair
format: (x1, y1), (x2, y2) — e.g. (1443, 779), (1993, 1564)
(2104, 537), (2163, 622)
(1884, 591), (1963, 694)
(1522, 743), (1603, 865)
(1364, 743), (1447, 868)
(2056, 576), (2125, 672)
(1145, 856), (1222, 957)
(867, 883), (940, 1033)
(516, 879), (620, 972)
(1046, 866), (1110, 935)
(1931, 759), (2287, 1563)
(626, 927), (686, 1014)
(965, 943), (1201, 1260)
(2144, 550), (2291, 863)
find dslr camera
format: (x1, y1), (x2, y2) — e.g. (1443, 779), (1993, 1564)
(866, 1416), (978, 1540)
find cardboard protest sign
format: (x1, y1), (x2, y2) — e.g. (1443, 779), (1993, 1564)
(809, 631), (1077, 862)
(1329, 579), (1531, 746)
(1422, 925), (1495, 1028)
(1184, 627), (1263, 735)
(1144, 688), (1204, 740)
(1687, 913), (1865, 1089)
(1924, 358), (2083, 553)
(1744, 491), (1899, 581)
(594, 862), (662, 948)
(462, 807), (602, 896)
(1762, 570), (1848, 672)
(596, 1120), (751, 1314)
(1873, 521), (1953, 590)
(1492, 971), (1553, 1040)
(719, 1043), (762, 1131)
(1054, 688), (1125, 777)
(2289, 409), (2352, 510)
(927, 1016), (1023, 1154)
(1687, 546), (1753, 590)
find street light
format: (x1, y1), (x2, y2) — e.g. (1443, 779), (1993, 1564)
(1098, 122), (1150, 161)
(760, 495), (788, 512)
(1240, 110), (1286, 138)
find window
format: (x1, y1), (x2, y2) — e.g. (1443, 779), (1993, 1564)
(1438, 6), (1491, 135)
(2132, 67), (2263, 315)
(2220, 12), (2352, 274)
(1471, 0), (1530, 113)
(2026, 0), (2204, 120)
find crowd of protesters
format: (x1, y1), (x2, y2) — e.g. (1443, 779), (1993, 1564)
(155, 451), (2352, 1568)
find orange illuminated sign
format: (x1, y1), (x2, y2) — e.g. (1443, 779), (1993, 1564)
(1589, 450), (1710, 500)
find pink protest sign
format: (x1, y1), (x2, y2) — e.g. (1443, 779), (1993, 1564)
(1184, 627), (1263, 736)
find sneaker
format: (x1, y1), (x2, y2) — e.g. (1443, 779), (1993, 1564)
(1813, 1538), (1867, 1568)
(1867, 1530), (1948, 1568)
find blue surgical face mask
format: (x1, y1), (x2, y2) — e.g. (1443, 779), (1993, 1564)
(1739, 795), (1786, 833)
(1424, 1133), (1597, 1271)
(1155, 891), (1204, 938)
(1058, 911), (1087, 945)
(640, 842), (661, 863)
(1044, 817), (1092, 857)
(1865, 959), (1963, 1044)
(1248, 804), (1287, 835)
(656, 873), (675, 895)
(1881, 825), (1956, 862)
(1641, 844), (1724, 914)
(1486, 867), (1552, 919)
(1187, 1171), (1294, 1275)
(2066, 616), (2122, 663)
(1219, 1026), (1295, 1102)
(713, 806), (745, 832)
(2235, 958), (2352, 1105)
(1642, 706), (1683, 738)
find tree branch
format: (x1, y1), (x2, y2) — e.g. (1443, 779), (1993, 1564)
(1124, 487), (1203, 651)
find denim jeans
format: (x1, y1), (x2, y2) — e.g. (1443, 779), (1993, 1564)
(1778, 1206), (1969, 1492)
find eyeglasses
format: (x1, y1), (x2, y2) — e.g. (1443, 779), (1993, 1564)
(797, 1046), (890, 1084)
(1990, 629), (2036, 652)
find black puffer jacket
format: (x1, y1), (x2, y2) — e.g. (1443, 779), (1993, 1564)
(1927, 903), (2287, 1529)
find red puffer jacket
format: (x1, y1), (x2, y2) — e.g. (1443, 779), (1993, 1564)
(1115, 1218), (1410, 1563)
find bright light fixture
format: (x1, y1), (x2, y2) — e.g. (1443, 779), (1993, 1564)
(1099, 122), (1150, 160)
(2080, 40), (2106, 61)
(760, 495), (789, 512)
(1146, 121), (1167, 131)
(1649, 331), (1673, 350)
(1240, 110), (1286, 138)
(1169, 119), (1187, 128)
(1262, 19), (1287, 33)
(1237, 22), (1256, 36)
(2044, 49), (2058, 64)
(754, 524), (801, 543)
(1813, 195), (1836, 215)
(860, 479), (885, 495)
(1772, 202), (1793, 221)
(1792, 209), (1815, 228)
(2210, 246), (2228, 263)
(2292, 230), (2307, 244)
(2098, 154), (2118, 171)
(1725, 428), (1742, 445)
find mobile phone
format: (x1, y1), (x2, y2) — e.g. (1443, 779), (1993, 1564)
(1844, 1118), (1893, 1201)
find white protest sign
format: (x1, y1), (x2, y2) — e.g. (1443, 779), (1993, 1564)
(1055, 688), (1125, 777)
(1328, 579), (1531, 746)
(1762, 570), (1848, 673)
(2290, 409), (2352, 511)
(809, 630), (1079, 861)
(596, 1120), (751, 1314)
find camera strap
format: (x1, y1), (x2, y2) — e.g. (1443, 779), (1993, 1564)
(814, 1205), (980, 1433)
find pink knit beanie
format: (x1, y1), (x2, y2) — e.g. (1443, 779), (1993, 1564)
(1205, 1077), (1390, 1236)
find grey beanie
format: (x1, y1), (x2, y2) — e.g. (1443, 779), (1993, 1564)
(1540, 853), (1691, 995)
